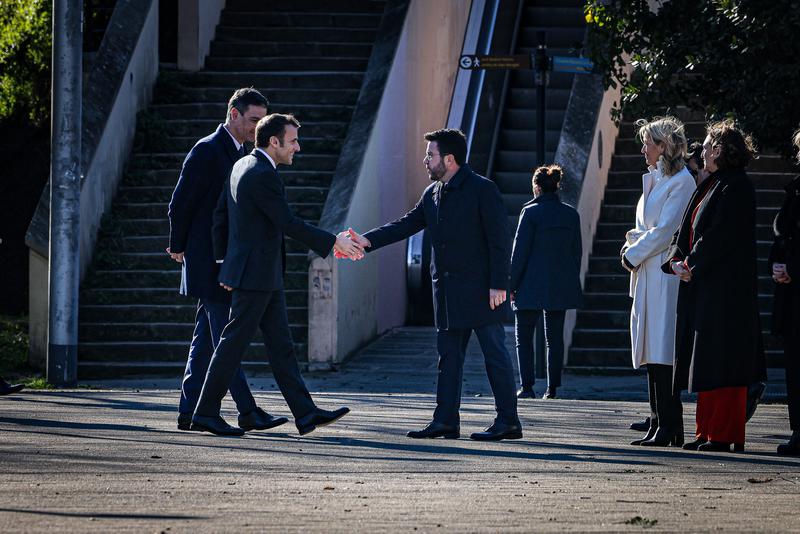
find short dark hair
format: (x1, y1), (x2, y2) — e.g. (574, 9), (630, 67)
(706, 119), (756, 171)
(227, 87), (269, 120)
(255, 113), (301, 148)
(686, 141), (703, 171)
(532, 164), (563, 193)
(423, 128), (467, 166)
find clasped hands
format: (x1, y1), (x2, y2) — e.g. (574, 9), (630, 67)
(773, 262), (792, 284)
(334, 227), (370, 261)
(671, 260), (693, 282)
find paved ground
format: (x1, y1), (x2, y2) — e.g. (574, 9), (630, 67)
(1, 327), (798, 532)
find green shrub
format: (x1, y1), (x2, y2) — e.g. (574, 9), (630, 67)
(0, 0), (51, 125)
(0, 316), (29, 374)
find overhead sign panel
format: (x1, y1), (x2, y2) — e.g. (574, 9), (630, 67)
(551, 56), (594, 74)
(459, 54), (532, 70)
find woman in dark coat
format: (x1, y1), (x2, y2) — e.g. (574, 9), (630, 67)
(509, 165), (583, 399)
(661, 119), (766, 453)
(769, 128), (800, 456)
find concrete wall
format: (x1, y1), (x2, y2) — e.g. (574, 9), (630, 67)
(177, 0), (225, 71)
(308, 0), (471, 368)
(26, 0), (159, 367)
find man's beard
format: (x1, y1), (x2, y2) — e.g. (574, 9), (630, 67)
(427, 161), (445, 181)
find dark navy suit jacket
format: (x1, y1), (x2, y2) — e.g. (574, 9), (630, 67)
(168, 124), (239, 302)
(509, 192), (583, 311)
(363, 164), (510, 329)
(213, 149), (335, 291)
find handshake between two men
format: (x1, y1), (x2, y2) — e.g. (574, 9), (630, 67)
(333, 228), (370, 261)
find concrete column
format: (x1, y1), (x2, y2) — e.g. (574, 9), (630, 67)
(177, 0), (225, 71)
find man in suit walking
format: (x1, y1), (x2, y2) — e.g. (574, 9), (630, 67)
(346, 129), (522, 441)
(190, 113), (362, 436)
(167, 88), (285, 432)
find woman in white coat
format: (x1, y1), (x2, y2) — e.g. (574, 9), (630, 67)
(622, 116), (696, 447)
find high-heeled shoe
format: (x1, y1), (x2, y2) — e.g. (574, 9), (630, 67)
(682, 437), (708, 450)
(640, 426), (684, 447)
(777, 430), (800, 456)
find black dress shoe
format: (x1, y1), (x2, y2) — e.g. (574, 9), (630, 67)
(177, 412), (194, 431)
(682, 437), (708, 450)
(777, 431), (800, 456)
(697, 440), (733, 452)
(640, 427), (684, 447)
(517, 387), (535, 399)
(296, 406), (349, 436)
(0, 378), (24, 396)
(238, 407), (289, 431)
(470, 421), (523, 441)
(407, 421), (460, 439)
(190, 415), (245, 436)
(630, 417), (651, 432)
(542, 387), (557, 399)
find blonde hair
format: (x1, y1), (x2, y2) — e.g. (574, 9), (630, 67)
(636, 116), (688, 177)
(793, 127), (800, 164)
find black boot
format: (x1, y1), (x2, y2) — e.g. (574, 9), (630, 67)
(777, 430), (800, 456)
(641, 364), (684, 447)
(631, 366), (658, 445)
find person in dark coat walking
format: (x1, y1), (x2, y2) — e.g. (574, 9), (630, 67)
(769, 128), (800, 456)
(509, 164), (582, 400)
(347, 129), (522, 441)
(167, 88), (282, 432)
(662, 119), (766, 453)
(190, 114), (361, 436)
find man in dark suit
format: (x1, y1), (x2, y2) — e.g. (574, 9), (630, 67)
(167, 88), (285, 433)
(347, 129), (522, 441)
(190, 113), (362, 436)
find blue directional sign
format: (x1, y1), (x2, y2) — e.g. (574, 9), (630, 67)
(551, 56), (594, 74)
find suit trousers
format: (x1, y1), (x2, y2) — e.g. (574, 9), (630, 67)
(433, 323), (519, 427)
(514, 309), (565, 389)
(179, 298), (256, 415)
(194, 288), (315, 420)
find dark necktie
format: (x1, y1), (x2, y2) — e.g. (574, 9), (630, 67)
(238, 145), (246, 159)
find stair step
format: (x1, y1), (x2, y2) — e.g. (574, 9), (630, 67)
(507, 87), (571, 109)
(205, 56), (369, 72)
(80, 320), (308, 342)
(209, 41), (374, 59)
(77, 359), (276, 378)
(107, 251), (315, 272)
(224, 0), (386, 13)
(175, 71), (364, 90)
(130, 153), (336, 173)
(150, 102), (355, 121)
(152, 136), (343, 155)
(117, 184), (329, 205)
(215, 27), (378, 43)
(502, 109), (566, 131)
(219, 11), (382, 29)
(498, 128), (561, 152)
(161, 118), (349, 139)
(510, 70), (576, 90)
(77, 341), (307, 362)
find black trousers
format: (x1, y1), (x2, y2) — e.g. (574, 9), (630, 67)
(646, 363), (682, 432)
(514, 309), (566, 389)
(433, 323), (519, 427)
(786, 329), (800, 431)
(194, 288), (315, 420)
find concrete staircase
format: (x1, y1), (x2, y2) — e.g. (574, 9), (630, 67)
(569, 118), (789, 368)
(78, 0), (386, 377)
(493, 0), (587, 222)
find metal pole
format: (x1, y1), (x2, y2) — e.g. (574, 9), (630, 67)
(534, 30), (548, 166)
(533, 31), (548, 380)
(48, 0), (83, 386)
